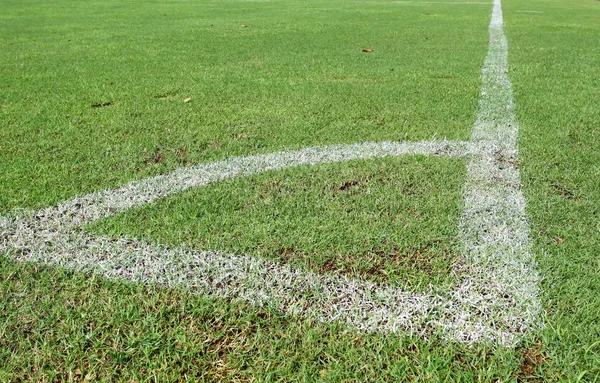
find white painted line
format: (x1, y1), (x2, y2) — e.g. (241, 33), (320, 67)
(3, 231), (455, 338)
(450, 0), (543, 340)
(0, 0), (543, 345)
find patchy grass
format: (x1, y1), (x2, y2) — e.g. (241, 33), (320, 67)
(90, 156), (465, 291)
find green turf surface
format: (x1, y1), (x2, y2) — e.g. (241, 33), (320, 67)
(0, 258), (531, 382)
(0, 0), (490, 214)
(90, 156), (465, 290)
(505, 0), (600, 379)
(2, 0), (600, 380)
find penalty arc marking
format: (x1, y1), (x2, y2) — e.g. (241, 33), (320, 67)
(0, 0), (542, 345)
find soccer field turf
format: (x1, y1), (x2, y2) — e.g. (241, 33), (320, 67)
(1, 0), (599, 381)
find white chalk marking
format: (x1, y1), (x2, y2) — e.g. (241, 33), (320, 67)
(0, 0), (542, 345)
(3, 230), (456, 339)
(447, 0), (543, 341)
(1, 140), (515, 344)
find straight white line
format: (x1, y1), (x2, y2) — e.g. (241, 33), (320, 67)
(3, 232), (448, 338)
(450, 0), (543, 341)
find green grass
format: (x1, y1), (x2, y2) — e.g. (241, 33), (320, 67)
(505, 0), (600, 379)
(90, 156), (465, 290)
(0, 258), (530, 382)
(0, 0), (489, 214)
(2, 0), (600, 381)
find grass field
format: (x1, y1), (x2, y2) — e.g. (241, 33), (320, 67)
(1, 0), (599, 381)
(89, 155), (466, 291)
(0, 0), (488, 213)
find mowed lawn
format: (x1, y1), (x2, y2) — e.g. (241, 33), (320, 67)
(1, 0), (599, 382)
(0, 0), (487, 213)
(89, 155), (466, 292)
(505, 0), (600, 379)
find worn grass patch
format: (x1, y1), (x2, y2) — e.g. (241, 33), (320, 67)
(90, 156), (465, 290)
